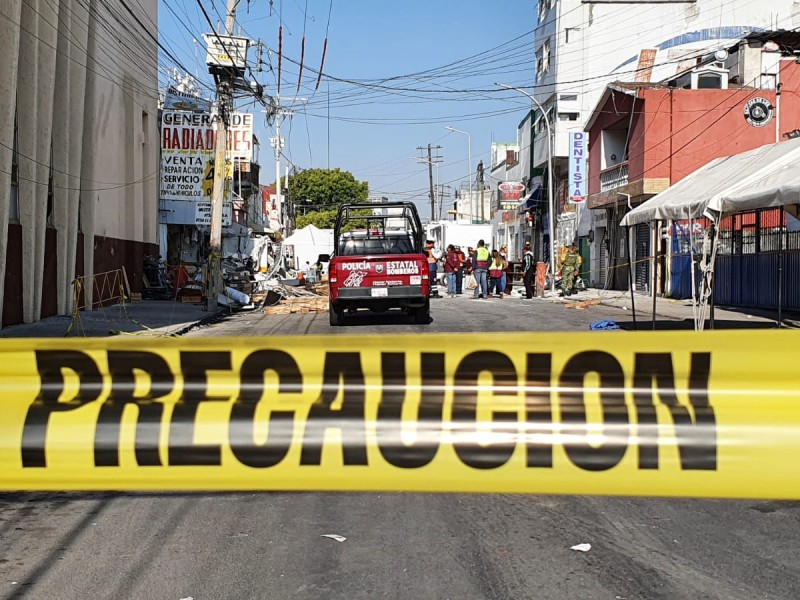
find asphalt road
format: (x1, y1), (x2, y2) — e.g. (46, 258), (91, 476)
(186, 290), (633, 336)
(2, 294), (799, 599)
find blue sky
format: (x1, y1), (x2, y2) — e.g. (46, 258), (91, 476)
(159, 0), (537, 219)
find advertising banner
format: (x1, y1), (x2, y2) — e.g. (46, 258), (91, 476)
(195, 201), (232, 226)
(160, 111), (254, 201)
(163, 86), (212, 113)
(498, 181), (526, 202)
(229, 113), (254, 172)
(499, 181), (526, 211)
(569, 132), (588, 204)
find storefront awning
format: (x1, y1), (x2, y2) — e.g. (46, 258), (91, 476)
(621, 137), (800, 226)
(518, 186), (542, 213)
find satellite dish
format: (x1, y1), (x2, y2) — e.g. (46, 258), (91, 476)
(714, 49), (729, 62)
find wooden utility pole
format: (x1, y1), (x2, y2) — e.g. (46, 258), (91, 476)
(437, 184), (451, 221)
(416, 144), (442, 222)
(207, 0), (241, 311)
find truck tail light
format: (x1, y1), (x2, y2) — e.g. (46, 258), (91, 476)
(329, 262), (338, 283)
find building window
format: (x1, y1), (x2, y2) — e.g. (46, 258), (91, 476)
(559, 94), (578, 102)
(558, 112), (579, 121)
(601, 128), (630, 169)
(9, 111), (19, 222)
(543, 38), (551, 72)
(538, 0), (553, 23)
(536, 48), (544, 79)
(697, 74), (722, 89)
(536, 106), (552, 134)
(537, 38), (551, 79)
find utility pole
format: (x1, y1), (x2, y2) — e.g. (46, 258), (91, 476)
(426, 145), (435, 220)
(272, 106), (289, 235)
(437, 184), (452, 221)
(267, 98), (306, 237)
(416, 144), (442, 222)
(477, 160), (485, 223)
(207, 0), (241, 311)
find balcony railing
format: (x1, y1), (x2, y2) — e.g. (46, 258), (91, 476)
(600, 162), (629, 192)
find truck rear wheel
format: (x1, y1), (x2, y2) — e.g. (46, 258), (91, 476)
(413, 300), (430, 324)
(329, 303), (345, 326)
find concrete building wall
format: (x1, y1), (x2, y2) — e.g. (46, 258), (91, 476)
(1, 0), (159, 326)
(0, 0), (22, 326)
(537, 0), (800, 168)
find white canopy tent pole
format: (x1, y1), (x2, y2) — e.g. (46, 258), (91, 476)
(625, 225), (637, 330)
(651, 220), (658, 330)
(688, 212), (699, 330)
(697, 217), (720, 330)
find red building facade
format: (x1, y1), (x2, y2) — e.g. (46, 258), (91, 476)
(584, 35), (800, 297)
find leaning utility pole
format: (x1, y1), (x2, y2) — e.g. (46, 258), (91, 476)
(416, 144), (442, 222)
(207, 0), (241, 311)
(208, 96), (229, 312)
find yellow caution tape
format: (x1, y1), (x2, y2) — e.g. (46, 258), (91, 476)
(0, 332), (797, 498)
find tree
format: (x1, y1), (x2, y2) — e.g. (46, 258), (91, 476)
(294, 207), (373, 231)
(295, 208), (338, 229)
(289, 168), (369, 210)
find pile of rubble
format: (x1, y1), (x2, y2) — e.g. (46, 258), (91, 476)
(264, 296), (329, 315)
(166, 241), (330, 313)
(255, 276), (329, 315)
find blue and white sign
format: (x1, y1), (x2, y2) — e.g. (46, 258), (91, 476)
(569, 132), (588, 204)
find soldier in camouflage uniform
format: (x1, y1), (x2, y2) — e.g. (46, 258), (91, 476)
(560, 244), (582, 296)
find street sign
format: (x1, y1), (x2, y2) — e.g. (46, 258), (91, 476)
(569, 132), (588, 204)
(498, 181), (526, 201)
(195, 201), (232, 226)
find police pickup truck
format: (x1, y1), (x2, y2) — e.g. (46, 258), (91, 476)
(325, 202), (431, 326)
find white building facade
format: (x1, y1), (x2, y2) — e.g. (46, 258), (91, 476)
(0, 0), (159, 326)
(529, 0), (800, 282)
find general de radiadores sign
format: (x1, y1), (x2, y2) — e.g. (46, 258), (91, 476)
(160, 111), (253, 201)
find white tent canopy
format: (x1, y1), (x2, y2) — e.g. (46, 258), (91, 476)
(621, 137), (800, 227)
(282, 224), (334, 272)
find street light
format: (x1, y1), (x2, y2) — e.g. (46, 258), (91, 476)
(445, 126), (473, 223)
(496, 82), (556, 292)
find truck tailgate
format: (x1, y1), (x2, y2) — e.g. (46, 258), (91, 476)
(330, 255), (428, 300)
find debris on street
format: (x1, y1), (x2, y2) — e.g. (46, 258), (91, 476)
(570, 543), (592, 552)
(565, 299), (601, 309)
(264, 296), (328, 315)
(320, 534), (347, 542)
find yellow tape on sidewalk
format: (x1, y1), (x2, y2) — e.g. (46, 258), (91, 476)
(0, 332), (797, 498)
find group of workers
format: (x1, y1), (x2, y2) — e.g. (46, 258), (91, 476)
(296, 239), (583, 296)
(426, 239), (584, 298)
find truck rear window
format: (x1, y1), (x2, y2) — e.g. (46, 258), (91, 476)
(339, 234), (415, 256)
